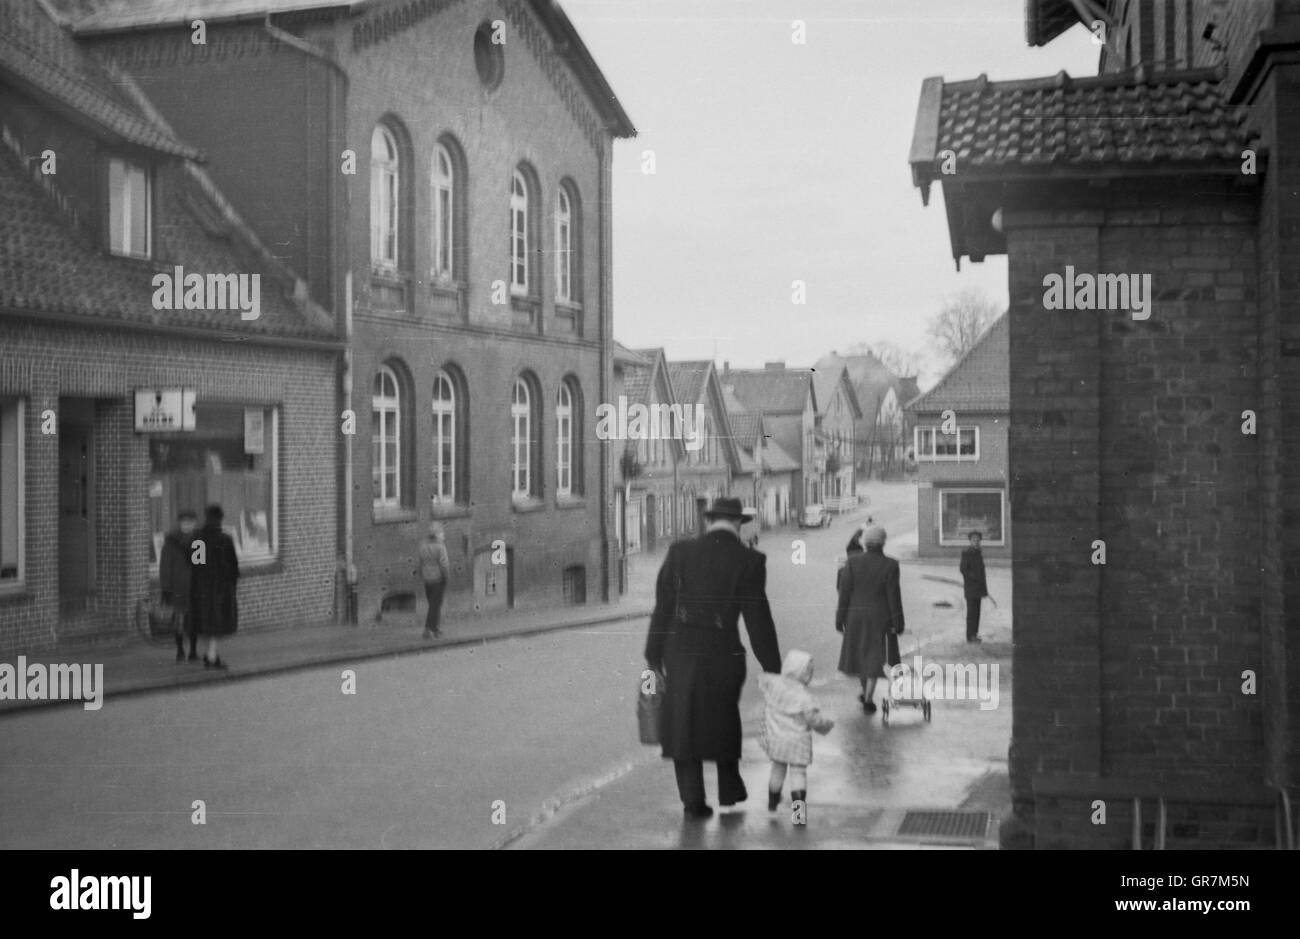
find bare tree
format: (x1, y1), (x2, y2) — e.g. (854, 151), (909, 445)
(927, 289), (1001, 365)
(866, 340), (924, 378)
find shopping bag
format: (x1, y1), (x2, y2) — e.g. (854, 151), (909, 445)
(637, 667), (667, 745)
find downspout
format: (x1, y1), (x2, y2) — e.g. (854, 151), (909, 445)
(343, 270), (356, 622)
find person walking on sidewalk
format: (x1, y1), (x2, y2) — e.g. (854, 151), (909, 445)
(960, 531), (988, 643)
(420, 522), (450, 639)
(160, 510), (199, 663)
(836, 524), (905, 714)
(189, 504), (239, 670)
(645, 496), (782, 820)
(759, 649), (834, 814)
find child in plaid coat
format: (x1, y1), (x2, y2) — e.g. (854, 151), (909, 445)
(758, 649), (835, 811)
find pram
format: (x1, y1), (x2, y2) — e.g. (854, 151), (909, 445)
(881, 631), (931, 725)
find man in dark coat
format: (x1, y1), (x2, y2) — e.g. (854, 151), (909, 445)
(645, 496), (782, 819)
(160, 510), (198, 663)
(836, 525), (904, 714)
(959, 531), (988, 643)
(189, 504), (240, 670)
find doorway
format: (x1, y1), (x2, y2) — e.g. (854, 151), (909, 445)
(58, 399), (97, 615)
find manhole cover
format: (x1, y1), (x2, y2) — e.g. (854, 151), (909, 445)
(896, 811), (990, 840)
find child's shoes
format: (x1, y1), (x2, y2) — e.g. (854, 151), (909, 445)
(768, 789), (781, 812)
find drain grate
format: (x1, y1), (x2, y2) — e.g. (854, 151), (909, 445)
(897, 810), (990, 840)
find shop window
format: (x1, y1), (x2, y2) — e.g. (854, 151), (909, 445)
(149, 404), (278, 569)
(0, 397), (25, 587)
(939, 489), (1005, 546)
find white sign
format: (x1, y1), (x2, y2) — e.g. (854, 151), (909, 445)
(134, 388), (195, 433)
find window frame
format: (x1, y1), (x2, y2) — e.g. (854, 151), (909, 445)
(106, 155), (152, 259)
(510, 170), (530, 296)
(511, 377), (532, 498)
(555, 186), (572, 303)
(432, 369), (457, 505)
(0, 397), (26, 591)
(372, 365), (403, 509)
(371, 124), (400, 272)
(556, 382), (573, 496)
(914, 424), (980, 462)
(432, 143), (455, 282)
(938, 487), (1006, 547)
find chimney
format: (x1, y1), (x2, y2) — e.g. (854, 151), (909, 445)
(764, 361), (786, 370)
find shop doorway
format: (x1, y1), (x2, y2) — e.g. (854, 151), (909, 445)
(58, 399), (97, 615)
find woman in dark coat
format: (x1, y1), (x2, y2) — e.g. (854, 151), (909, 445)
(189, 504), (240, 670)
(835, 525), (904, 714)
(160, 510), (198, 662)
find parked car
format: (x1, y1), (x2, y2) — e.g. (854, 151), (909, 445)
(800, 503), (831, 528)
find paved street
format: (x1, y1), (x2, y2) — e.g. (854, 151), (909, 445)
(0, 484), (1012, 849)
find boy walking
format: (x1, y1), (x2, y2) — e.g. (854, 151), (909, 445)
(959, 531), (988, 643)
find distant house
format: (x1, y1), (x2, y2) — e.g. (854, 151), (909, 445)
(725, 405), (798, 528)
(904, 315), (1009, 560)
(721, 363), (817, 516)
(668, 359), (743, 532)
(611, 346), (682, 559)
(817, 352), (919, 479)
(810, 363), (862, 509)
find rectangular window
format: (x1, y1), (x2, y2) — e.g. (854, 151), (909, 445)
(915, 425), (979, 461)
(149, 405), (278, 569)
(107, 157), (151, 259)
(939, 489), (1005, 546)
(0, 397), (25, 587)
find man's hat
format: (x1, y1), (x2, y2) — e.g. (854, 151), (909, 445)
(703, 496), (746, 520)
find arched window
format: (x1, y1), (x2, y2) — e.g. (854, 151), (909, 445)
(556, 180), (581, 305)
(432, 370), (456, 503)
(372, 365), (402, 507)
(510, 170), (529, 295)
(555, 186), (572, 302)
(371, 124), (400, 270)
(511, 377), (532, 497)
(432, 143), (454, 280)
(556, 382), (573, 496)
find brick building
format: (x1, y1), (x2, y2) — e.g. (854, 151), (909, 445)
(910, 0), (1299, 847)
(58, 0), (636, 620)
(611, 346), (683, 558)
(0, 0), (341, 655)
(905, 315), (1010, 561)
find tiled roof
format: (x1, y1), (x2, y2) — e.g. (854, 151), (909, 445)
(906, 314), (1008, 414)
(1025, 0), (1085, 48)
(727, 411), (762, 446)
(0, 0), (200, 159)
(667, 360), (711, 406)
(896, 376), (921, 406)
(911, 68), (1255, 190)
(817, 352), (898, 420)
(0, 145), (334, 339)
(612, 340), (649, 365)
(761, 438), (800, 473)
(722, 368), (813, 415)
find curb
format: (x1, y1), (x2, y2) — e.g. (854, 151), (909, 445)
(0, 604), (655, 718)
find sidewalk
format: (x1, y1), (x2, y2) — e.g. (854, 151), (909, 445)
(512, 561), (1014, 849)
(0, 563), (660, 716)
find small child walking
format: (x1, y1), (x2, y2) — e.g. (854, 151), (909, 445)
(758, 649), (835, 812)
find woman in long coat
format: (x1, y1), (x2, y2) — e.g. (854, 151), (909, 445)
(189, 504), (240, 670)
(835, 525), (904, 714)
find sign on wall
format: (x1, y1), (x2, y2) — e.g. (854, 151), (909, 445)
(134, 389), (196, 432)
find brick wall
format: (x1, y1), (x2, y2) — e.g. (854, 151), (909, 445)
(1000, 176), (1267, 846)
(0, 320), (338, 656)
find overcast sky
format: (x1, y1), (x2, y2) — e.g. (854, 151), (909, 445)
(564, 0), (1100, 382)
